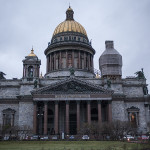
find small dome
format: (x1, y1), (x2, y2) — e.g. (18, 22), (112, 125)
(52, 7), (87, 37)
(28, 48), (36, 57)
(67, 6), (73, 11)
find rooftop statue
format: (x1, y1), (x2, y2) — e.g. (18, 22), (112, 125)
(69, 67), (75, 76)
(0, 71), (6, 79)
(34, 80), (38, 88)
(135, 68), (145, 79)
(107, 79), (111, 88)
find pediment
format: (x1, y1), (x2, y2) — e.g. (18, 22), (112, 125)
(32, 77), (113, 95)
(127, 106), (140, 112)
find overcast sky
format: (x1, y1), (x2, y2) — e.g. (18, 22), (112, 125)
(0, 0), (150, 89)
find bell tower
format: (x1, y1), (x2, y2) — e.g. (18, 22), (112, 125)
(22, 48), (41, 81)
(99, 41), (122, 80)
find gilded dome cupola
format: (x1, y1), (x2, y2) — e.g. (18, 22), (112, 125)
(44, 7), (95, 78)
(52, 6), (87, 37)
(28, 48), (37, 57)
(66, 6), (74, 20)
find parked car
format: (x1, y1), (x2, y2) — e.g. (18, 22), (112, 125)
(123, 135), (134, 141)
(25, 135), (31, 140)
(3, 136), (9, 140)
(82, 135), (89, 140)
(31, 135), (40, 140)
(69, 135), (75, 140)
(40, 136), (49, 140)
(52, 135), (58, 140)
(138, 135), (149, 140)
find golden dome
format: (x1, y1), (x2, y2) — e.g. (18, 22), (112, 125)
(28, 48), (37, 57)
(53, 20), (87, 37)
(52, 7), (87, 37)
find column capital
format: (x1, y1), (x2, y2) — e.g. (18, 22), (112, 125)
(76, 100), (81, 104)
(33, 101), (37, 105)
(87, 100), (91, 104)
(65, 100), (70, 104)
(108, 100), (112, 104)
(55, 101), (59, 104)
(44, 101), (48, 105)
(97, 100), (102, 104)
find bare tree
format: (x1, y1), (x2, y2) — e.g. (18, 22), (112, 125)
(101, 120), (133, 140)
(79, 120), (136, 141)
(90, 122), (102, 140)
(78, 123), (91, 135)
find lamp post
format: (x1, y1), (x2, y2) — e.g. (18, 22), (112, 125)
(37, 106), (43, 135)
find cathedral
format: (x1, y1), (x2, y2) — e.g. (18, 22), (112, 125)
(0, 7), (150, 137)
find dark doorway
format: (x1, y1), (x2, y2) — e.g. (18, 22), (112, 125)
(91, 108), (98, 121)
(48, 109), (54, 135)
(69, 114), (77, 135)
(101, 101), (108, 122)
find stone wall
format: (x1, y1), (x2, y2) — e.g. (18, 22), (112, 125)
(112, 101), (126, 121)
(0, 87), (20, 96)
(18, 102), (33, 129)
(111, 84), (123, 94)
(20, 85), (34, 95)
(123, 86), (143, 97)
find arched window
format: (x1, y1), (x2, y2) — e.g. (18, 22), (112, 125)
(127, 106), (139, 128)
(28, 66), (33, 77)
(52, 56), (54, 70)
(3, 108), (16, 127)
(68, 53), (72, 68)
(80, 53), (84, 69)
(86, 56), (88, 69)
(56, 53), (59, 69)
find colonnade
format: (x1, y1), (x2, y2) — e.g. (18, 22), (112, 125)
(33, 100), (112, 135)
(46, 50), (94, 73)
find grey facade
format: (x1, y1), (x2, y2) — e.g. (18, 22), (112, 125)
(0, 7), (150, 136)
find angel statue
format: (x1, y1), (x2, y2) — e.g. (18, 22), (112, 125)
(0, 71), (6, 79)
(135, 68), (145, 79)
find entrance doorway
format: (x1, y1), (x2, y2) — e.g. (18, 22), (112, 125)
(69, 114), (77, 135)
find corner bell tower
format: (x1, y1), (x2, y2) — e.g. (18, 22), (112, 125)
(99, 41), (122, 80)
(22, 48), (41, 81)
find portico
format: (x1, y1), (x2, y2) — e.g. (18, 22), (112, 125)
(32, 77), (113, 135)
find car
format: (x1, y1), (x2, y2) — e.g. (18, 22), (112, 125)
(52, 135), (58, 140)
(138, 135), (149, 140)
(25, 135), (31, 140)
(69, 135), (75, 140)
(123, 135), (134, 141)
(40, 136), (49, 140)
(31, 135), (40, 140)
(82, 135), (89, 140)
(3, 136), (9, 140)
